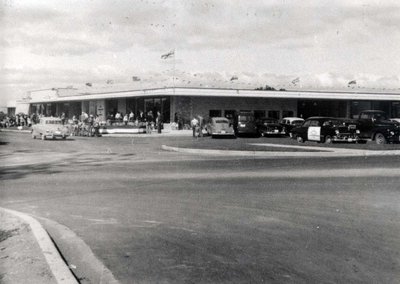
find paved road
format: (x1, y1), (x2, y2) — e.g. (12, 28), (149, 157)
(1, 132), (400, 283)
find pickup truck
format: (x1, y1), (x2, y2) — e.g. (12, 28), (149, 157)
(355, 110), (400, 144)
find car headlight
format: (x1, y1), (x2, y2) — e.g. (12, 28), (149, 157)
(390, 131), (395, 135)
(356, 130), (360, 134)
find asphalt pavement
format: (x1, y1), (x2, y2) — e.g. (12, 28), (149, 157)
(1, 131), (400, 283)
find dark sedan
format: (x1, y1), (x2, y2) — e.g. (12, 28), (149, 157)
(256, 117), (286, 137)
(291, 117), (364, 144)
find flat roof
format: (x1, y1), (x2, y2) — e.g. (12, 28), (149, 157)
(28, 87), (400, 103)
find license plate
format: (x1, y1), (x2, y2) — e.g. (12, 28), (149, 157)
(274, 129), (279, 133)
(221, 130), (226, 134)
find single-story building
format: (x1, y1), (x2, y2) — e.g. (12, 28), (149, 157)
(23, 86), (400, 128)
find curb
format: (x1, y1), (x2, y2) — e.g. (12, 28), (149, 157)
(38, 216), (120, 284)
(1, 208), (78, 284)
(0, 129), (31, 133)
(161, 144), (400, 158)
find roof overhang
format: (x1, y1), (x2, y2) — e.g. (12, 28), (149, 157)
(28, 87), (400, 103)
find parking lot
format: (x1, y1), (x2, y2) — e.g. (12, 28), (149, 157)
(1, 131), (400, 283)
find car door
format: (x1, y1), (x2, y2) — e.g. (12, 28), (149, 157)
(307, 120), (321, 141)
(294, 120), (310, 140)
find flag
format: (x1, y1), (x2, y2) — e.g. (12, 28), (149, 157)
(161, 50), (174, 59)
(132, 76), (141, 81)
(348, 80), (357, 86)
(291, 77), (300, 85)
(230, 75), (238, 81)
(86, 82), (92, 87)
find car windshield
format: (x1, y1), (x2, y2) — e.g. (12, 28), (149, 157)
(215, 119), (229, 124)
(292, 120), (303, 125)
(46, 120), (62, 124)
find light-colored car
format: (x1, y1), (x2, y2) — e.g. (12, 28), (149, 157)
(390, 118), (400, 124)
(206, 117), (235, 138)
(280, 117), (304, 136)
(31, 117), (70, 140)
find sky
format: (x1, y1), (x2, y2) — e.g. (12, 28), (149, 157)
(1, 0), (400, 105)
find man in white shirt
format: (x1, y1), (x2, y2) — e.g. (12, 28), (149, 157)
(191, 117), (199, 137)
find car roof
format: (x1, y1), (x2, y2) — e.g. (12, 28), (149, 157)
(211, 117), (229, 120)
(361, 110), (386, 113)
(306, 116), (344, 121)
(282, 117), (304, 121)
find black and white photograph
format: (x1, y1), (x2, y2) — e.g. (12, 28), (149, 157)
(1, 0), (400, 283)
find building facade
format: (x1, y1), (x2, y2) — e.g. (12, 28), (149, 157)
(24, 87), (400, 127)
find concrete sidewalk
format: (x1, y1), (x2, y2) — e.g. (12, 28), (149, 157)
(0, 208), (78, 284)
(1, 127), (194, 137)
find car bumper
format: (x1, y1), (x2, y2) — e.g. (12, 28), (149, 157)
(261, 131), (286, 136)
(44, 132), (66, 138)
(211, 132), (235, 136)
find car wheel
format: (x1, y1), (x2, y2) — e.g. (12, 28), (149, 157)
(41, 134), (46, 140)
(324, 135), (333, 144)
(296, 135), (304, 143)
(62, 135), (66, 140)
(32, 133), (36, 139)
(375, 133), (386, 145)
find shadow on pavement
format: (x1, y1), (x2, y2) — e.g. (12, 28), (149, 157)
(0, 164), (62, 181)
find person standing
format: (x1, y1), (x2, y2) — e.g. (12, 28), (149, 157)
(191, 116), (199, 137)
(61, 112), (66, 125)
(123, 114), (129, 125)
(129, 111), (134, 122)
(146, 111), (153, 134)
(156, 111), (163, 134)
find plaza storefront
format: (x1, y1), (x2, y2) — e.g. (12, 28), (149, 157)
(25, 87), (400, 127)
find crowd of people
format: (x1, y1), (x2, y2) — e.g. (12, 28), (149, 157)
(105, 110), (163, 134)
(0, 113), (39, 128)
(1, 109), (166, 136)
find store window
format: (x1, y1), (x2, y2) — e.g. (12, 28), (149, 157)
(224, 110), (236, 119)
(209, 110), (222, 117)
(268, 110), (280, 119)
(254, 110), (265, 119)
(282, 110), (294, 118)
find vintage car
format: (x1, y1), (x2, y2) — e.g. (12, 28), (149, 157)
(205, 117), (235, 138)
(234, 112), (258, 136)
(390, 118), (400, 124)
(31, 117), (70, 140)
(280, 117), (305, 135)
(256, 117), (286, 137)
(291, 117), (364, 144)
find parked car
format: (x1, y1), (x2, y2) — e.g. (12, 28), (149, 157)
(390, 118), (400, 124)
(234, 112), (258, 136)
(256, 117), (286, 137)
(280, 117), (304, 135)
(31, 117), (70, 140)
(355, 110), (400, 144)
(205, 117), (235, 138)
(291, 117), (363, 144)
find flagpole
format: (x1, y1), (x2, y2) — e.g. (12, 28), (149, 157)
(173, 49), (176, 94)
